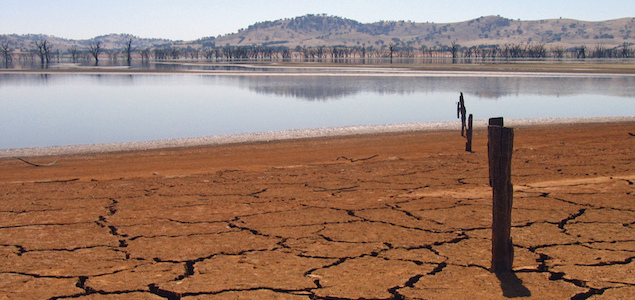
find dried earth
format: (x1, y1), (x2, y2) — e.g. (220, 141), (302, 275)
(0, 121), (633, 299)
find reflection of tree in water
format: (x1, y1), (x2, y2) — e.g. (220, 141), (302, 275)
(245, 76), (360, 101)
(0, 73), (135, 87)
(239, 75), (635, 101)
(3, 73), (634, 101)
(244, 76), (422, 101)
(467, 76), (635, 99)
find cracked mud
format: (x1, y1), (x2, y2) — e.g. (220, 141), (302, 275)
(1, 122), (633, 299)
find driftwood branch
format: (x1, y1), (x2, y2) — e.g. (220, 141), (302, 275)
(35, 178), (79, 184)
(17, 157), (58, 167)
(336, 155), (379, 162)
(247, 188), (268, 197)
(313, 185), (359, 192)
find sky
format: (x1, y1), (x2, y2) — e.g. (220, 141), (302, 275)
(1, 0), (633, 41)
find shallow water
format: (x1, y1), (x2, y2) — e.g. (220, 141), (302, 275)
(1, 72), (634, 149)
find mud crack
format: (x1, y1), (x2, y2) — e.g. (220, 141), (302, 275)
(558, 209), (587, 230)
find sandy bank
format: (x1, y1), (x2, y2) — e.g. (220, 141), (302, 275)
(2, 59), (635, 75)
(1, 116), (633, 159)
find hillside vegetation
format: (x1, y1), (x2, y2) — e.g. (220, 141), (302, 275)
(1, 14), (634, 59)
(209, 14), (635, 49)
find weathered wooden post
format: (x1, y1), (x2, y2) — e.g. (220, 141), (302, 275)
(488, 117), (514, 273)
(488, 117), (504, 126)
(465, 114), (473, 152)
(457, 92), (467, 137)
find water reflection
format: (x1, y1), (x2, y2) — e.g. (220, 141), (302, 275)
(241, 76), (362, 100)
(1, 73), (633, 149)
(240, 74), (635, 100)
(3, 73), (635, 101)
(0, 73), (140, 87)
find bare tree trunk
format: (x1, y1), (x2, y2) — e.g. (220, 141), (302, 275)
(68, 46), (80, 63)
(451, 41), (458, 59)
(1, 43), (12, 66)
(577, 45), (587, 59)
(89, 41), (102, 66)
(34, 40), (52, 66)
(124, 38), (133, 66)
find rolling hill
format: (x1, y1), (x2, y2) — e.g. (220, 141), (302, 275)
(1, 14), (634, 54)
(208, 14), (635, 49)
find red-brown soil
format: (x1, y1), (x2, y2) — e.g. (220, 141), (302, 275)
(1, 122), (634, 299)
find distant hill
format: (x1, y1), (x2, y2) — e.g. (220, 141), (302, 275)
(210, 14), (635, 49)
(2, 14), (634, 54)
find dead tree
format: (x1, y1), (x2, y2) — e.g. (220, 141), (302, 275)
(68, 46), (80, 63)
(551, 45), (565, 58)
(451, 41), (459, 59)
(457, 92), (467, 137)
(202, 47), (214, 60)
(89, 41), (103, 65)
(1, 43), (12, 65)
(170, 47), (181, 59)
(124, 38), (134, 65)
(621, 42), (631, 58)
(140, 48), (151, 61)
(34, 40), (52, 66)
(108, 50), (119, 61)
(576, 45), (587, 59)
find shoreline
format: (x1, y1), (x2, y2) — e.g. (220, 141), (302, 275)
(2, 59), (635, 75)
(2, 116), (633, 158)
(3, 63), (634, 158)
(5, 69), (635, 78)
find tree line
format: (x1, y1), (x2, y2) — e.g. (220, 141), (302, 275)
(455, 42), (634, 59)
(1, 38), (634, 67)
(1, 39), (134, 66)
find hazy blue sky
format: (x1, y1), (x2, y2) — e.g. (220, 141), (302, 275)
(2, 0), (633, 40)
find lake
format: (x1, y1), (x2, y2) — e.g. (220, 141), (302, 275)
(1, 71), (634, 149)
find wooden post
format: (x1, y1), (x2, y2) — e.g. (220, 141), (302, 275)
(488, 117), (504, 185)
(458, 93), (467, 137)
(488, 117), (514, 273)
(465, 114), (473, 152)
(489, 117), (504, 127)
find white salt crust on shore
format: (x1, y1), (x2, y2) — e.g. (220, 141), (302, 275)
(1, 116), (633, 158)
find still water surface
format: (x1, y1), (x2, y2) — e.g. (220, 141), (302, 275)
(1, 73), (634, 149)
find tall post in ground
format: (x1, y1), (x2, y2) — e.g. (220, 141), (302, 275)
(488, 117), (514, 273)
(457, 93), (467, 137)
(465, 114), (473, 152)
